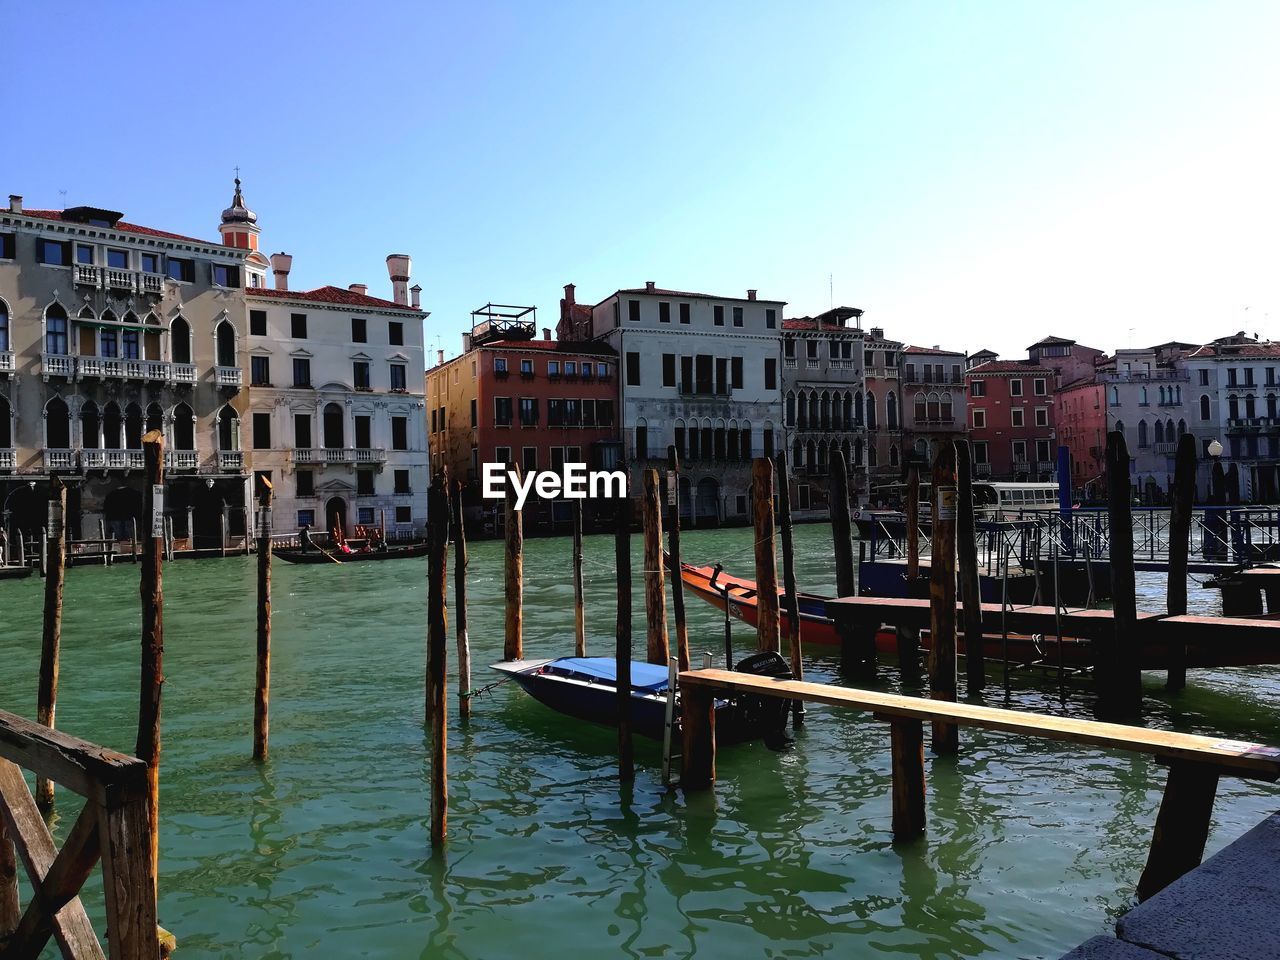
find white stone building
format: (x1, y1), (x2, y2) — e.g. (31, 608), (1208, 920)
(568, 282), (785, 525)
(242, 254), (429, 539)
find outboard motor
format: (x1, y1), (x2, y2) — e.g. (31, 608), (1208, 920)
(733, 651), (794, 751)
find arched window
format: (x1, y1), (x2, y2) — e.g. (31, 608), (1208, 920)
(171, 316), (192, 364)
(914, 394), (927, 423)
(793, 438), (804, 468)
(889, 443), (899, 467)
(103, 402), (123, 449)
(146, 402), (164, 435)
(1110, 386), (1119, 407)
(941, 394), (953, 422)
(816, 440), (827, 470)
(125, 403), (144, 448)
(323, 402), (345, 448)
(854, 390), (863, 427)
(785, 391), (795, 427)
(0, 298), (9, 352)
(1140, 386), (1148, 405)
(80, 401), (101, 449)
(1228, 395), (1239, 420)
(172, 403), (195, 450)
(806, 439), (816, 469)
(1268, 395), (1278, 420)
(867, 442), (877, 468)
(1245, 394), (1256, 418)
(1154, 421), (1164, 444)
(854, 436), (863, 466)
(865, 391), (877, 430)
(100, 310), (118, 359)
(820, 392), (830, 430)
(1137, 420), (1148, 448)
(122, 313), (140, 361)
(215, 320), (236, 368)
(1178, 418), (1187, 436)
(886, 391), (898, 429)
(217, 406), (239, 451)
(45, 305), (68, 355)
(0, 396), (10, 448)
(808, 392), (819, 428)
(1200, 395), (1211, 421)
(842, 392), (853, 429)
(45, 397), (71, 449)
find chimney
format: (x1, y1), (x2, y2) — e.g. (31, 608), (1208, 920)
(563, 283), (576, 304)
(8, 195), (21, 214)
(543, 328), (551, 342)
(870, 326), (884, 341)
(386, 254), (412, 306)
(270, 252), (292, 291)
(437, 349), (445, 365)
(645, 280), (655, 292)
(462, 332), (472, 353)
(349, 283), (368, 297)
(410, 284), (421, 309)
(747, 289), (757, 301)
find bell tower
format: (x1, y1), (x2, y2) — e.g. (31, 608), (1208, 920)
(218, 175), (268, 288)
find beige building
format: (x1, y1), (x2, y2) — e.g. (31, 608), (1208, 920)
(0, 193), (250, 547)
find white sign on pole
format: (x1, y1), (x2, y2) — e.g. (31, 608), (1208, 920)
(151, 485), (166, 538)
(666, 470), (677, 506)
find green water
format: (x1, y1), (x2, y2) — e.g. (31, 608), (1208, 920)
(1, 524), (1278, 959)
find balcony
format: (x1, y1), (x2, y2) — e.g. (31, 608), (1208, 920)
(164, 450), (199, 471)
(292, 448), (386, 466)
(218, 451), (245, 472)
(0, 449), (14, 470)
(42, 354), (74, 379)
(830, 359), (856, 371)
(974, 463), (992, 478)
(1035, 460), (1056, 474)
(78, 357), (164, 381)
(73, 263), (100, 286)
(140, 273), (165, 295)
(865, 366), (893, 379)
(43, 449), (76, 470)
(1227, 417), (1268, 432)
(1101, 370), (1190, 382)
(172, 363), (197, 385)
(81, 449), (145, 471)
(0, 351), (13, 375)
(784, 358), (797, 369)
(1153, 441), (1178, 454)
(805, 359), (820, 370)
(215, 366), (242, 388)
(354, 448), (387, 464)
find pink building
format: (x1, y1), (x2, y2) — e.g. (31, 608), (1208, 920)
(965, 360), (1057, 480)
(1054, 377), (1107, 496)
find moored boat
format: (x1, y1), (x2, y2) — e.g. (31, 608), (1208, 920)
(274, 542), (428, 564)
(0, 565), (34, 581)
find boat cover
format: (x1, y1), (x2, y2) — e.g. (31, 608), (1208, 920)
(549, 657), (670, 692)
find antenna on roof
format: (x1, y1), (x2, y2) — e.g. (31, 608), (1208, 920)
(829, 273), (833, 310)
(58, 189), (67, 210)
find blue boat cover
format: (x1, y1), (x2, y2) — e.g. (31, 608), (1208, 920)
(551, 657), (670, 692)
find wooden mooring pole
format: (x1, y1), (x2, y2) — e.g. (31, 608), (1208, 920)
(36, 478), (67, 809)
(137, 431), (165, 891)
(927, 443), (958, 755)
(454, 480), (472, 719)
(1101, 430), (1142, 718)
(831, 454), (874, 675)
(253, 475), (273, 762)
(615, 482), (634, 782)
(775, 452), (804, 725)
(752, 458), (780, 653)
(427, 474), (450, 846)
(1165, 433), (1197, 693)
(642, 469), (669, 665)
(572, 496), (585, 658)
(955, 441), (985, 691)
(504, 462), (523, 661)
(899, 465), (922, 674)
(667, 447), (690, 672)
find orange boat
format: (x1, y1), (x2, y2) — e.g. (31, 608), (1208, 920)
(673, 557), (1097, 667)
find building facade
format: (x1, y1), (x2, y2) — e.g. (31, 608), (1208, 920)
(862, 327), (905, 492)
(965, 360), (1057, 480)
(426, 305), (620, 534)
(0, 193), (250, 547)
(901, 345), (965, 470)
(571, 282), (785, 526)
(1053, 377), (1106, 497)
(780, 306), (867, 516)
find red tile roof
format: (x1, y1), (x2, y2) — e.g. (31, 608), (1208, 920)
(1028, 335), (1076, 348)
(248, 285), (421, 311)
(782, 318), (819, 330)
(904, 344), (964, 356)
(18, 209), (216, 246)
(966, 359), (1044, 375)
(1187, 341), (1280, 358)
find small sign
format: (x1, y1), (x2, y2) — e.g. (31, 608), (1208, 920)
(936, 485), (957, 521)
(47, 502), (62, 537)
(256, 507), (272, 539)
(151, 485), (166, 538)
(666, 470), (677, 506)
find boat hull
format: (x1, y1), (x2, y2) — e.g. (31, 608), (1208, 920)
(275, 543), (428, 564)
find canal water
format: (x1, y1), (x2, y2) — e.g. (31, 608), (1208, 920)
(1, 523), (1278, 959)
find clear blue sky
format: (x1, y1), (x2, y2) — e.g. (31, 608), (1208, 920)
(11, 1), (1280, 358)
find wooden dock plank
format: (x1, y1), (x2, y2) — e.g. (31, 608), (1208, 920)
(0, 710), (147, 806)
(679, 669), (1280, 780)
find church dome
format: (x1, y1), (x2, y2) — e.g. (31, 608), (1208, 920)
(220, 177), (257, 225)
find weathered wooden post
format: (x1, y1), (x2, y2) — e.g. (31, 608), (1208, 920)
(1101, 430), (1142, 718)
(572, 496), (585, 658)
(137, 430), (165, 890)
(36, 478), (67, 809)
(752, 458), (780, 653)
(132, 516), (139, 563)
(890, 718), (926, 841)
(427, 475), (450, 845)
(615, 481), (634, 782)
(928, 443), (959, 754)
(642, 468), (670, 665)
(453, 480), (472, 719)
(831, 452), (857, 598)
(955, 441), (985, 690)
(504, 461), (523, 661)
(0, 817), (15, 941)
(253, 475), (273, 762)
(667, 447), (690, 672)
(775, 451), (804, 725)
(39, 527), (46, 578)
(898, 465), (922, 673)
(1166, 433), (1197, 692)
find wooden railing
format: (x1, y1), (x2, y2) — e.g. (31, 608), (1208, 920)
(679, 669), (1280, 902)
(0, 709), (160, 959)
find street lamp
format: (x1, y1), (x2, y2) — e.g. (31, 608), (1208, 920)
(1208, 439), (1223, 458)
